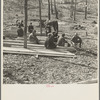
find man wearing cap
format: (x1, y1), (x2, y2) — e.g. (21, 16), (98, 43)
(71, 33), (82, 48)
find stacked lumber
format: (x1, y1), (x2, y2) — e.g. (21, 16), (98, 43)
(3, 38), (75, 58)
(3, 39), (44, 48)
(3, 46), (75, 58)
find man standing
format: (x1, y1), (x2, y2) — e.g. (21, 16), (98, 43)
(28, 23), (34, 33)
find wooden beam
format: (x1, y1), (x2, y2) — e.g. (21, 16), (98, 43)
(39, 0), (42, 35)
(24, 0), (28, 48)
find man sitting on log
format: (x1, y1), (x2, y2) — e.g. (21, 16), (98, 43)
(29, 30), (39, 44)
(28, 23), (34, 33)
(71, 33), (82, 48)
(45, 33), (57, 49)
(57, 33), (70, 47)
(17, 25), (24, 37)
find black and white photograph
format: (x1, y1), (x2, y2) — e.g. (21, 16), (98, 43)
(3, 0), (98, 84)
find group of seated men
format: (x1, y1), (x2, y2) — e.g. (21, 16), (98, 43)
(17, 22), (39, 44)
(17, 22), (82, 49)
(34, 30), (82, 49)
(17, 22), (34, 37)
(45, 32), (82, 49)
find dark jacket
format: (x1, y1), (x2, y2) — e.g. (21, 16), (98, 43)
(28, 25), (34, 33)
(17, 27), (24, 37)
(71, 35), (82, 43)
(45, 36), (56, 49)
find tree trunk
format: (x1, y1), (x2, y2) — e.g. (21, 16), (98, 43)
(70, 0), (74, 18)
(85, 0), (87, 19)
(48, 0), (51, 20)
(51, 0), (53, 14)
(54, 0), (58, 19)
(39, 0), (42, 35)
(73, 0), (77, 21)
(24, 0), (28, 48)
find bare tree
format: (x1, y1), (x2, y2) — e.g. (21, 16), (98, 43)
(51, 0), (53, 14)
(85, 0), (87, 19)
(54, 0), (58, 19)
(24, 0), (28, 48)
(48, 0), (51, 20)
(73, 0), (77, 21)
(39, 0), (42, 35)
(70, 0), (74, 18)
